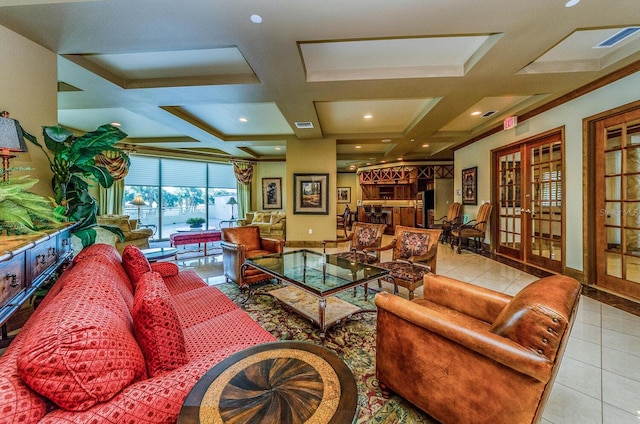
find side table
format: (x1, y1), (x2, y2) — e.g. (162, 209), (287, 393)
(178, 341), (358, 423)
(141, 247), (178, 262)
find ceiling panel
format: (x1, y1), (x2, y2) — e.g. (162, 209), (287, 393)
(316, 98), (440, 134)
(300, 35), (498, 81)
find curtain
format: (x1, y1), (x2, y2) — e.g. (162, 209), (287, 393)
(231, 160), (254, 218)
(96, 151), (129, 215)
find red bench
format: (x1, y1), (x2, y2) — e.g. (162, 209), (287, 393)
(169, 230), (222, 256)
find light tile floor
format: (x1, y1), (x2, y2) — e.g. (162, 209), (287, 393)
(173, 236), (640, 423)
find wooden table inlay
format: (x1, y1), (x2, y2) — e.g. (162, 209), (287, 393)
(179, 341), (358, 424)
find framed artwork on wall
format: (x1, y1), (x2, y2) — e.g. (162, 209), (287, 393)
(262, 177), (282, 210)
(462, 166), (478, 205)
(337, 187), (351, 204)
(293, 173), (329, 214)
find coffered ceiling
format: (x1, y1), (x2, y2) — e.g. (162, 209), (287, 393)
(1, 0), (639, 171)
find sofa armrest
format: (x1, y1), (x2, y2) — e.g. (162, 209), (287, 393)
(423, 274), (511, 323)
(375, 292), (551, 382)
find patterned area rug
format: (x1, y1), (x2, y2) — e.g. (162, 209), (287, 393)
(216, 281), (439, 424)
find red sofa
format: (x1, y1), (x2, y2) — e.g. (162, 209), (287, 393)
(0, 244), (276, 423)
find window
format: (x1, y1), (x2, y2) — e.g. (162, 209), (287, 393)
(124, 156), (236, 239)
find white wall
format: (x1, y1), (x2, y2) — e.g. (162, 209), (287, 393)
(455, 70), (640, 273)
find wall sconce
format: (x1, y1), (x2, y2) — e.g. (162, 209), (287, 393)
(0, 116), (28, 182)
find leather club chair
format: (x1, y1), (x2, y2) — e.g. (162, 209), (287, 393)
(375, 273), (581, 424)
(221, 225), (285, 287)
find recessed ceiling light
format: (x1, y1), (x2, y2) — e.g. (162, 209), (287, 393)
(355, 145), (361, 149)
(381, 160), (386, 163)
(471, 111), (482, 116)
(565, 0), (580, 7)
(381, 139), (391, 143)
(275, 147), (281, 151)
(363, 114), (373, 119)
(366, 162), (372, 165)
(111, 122), (121, 127)
(250, 14), (263, 23)
(397, 157), (403, 161)
(239, 117), (248, 122)
(422, 144), (429, 148)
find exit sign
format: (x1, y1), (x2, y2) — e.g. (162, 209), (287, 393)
(504, 116), (518, 130)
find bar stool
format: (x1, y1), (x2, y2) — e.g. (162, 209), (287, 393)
(373, 204), (384, 224)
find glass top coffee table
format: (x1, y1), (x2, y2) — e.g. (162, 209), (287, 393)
(243, 249), (390, 338)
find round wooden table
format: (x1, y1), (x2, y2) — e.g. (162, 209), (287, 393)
(178, 341), (358, 424)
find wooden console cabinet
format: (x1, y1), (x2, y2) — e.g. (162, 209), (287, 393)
(0, 224), (74, 341)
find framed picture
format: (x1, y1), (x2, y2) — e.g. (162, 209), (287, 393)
(337, 187), (351, 204)
(293, 173), (329, 215)
(262, 177), (282, 210)
(462, 166), (478, 205)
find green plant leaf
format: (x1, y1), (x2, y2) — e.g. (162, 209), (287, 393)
(72, 227), (97, 248)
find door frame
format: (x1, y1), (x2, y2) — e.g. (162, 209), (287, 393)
(584, 99), (640, 298)
(491, 127), (565, 273)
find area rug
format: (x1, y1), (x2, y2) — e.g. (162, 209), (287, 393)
(216, 281), (439, 424)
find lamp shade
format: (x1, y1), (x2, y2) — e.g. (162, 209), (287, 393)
(0, 117), (27, 152)
(132, 195), (147, 206)
(226, 197), (238, 205)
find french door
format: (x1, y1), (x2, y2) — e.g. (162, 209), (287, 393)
(595, 109), (640, 299)
(493, 130), (564, 273)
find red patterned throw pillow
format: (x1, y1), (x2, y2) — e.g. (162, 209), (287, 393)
(16, 290), (146, 411)
(150, 261), (179, 277)
(122, 245), (152, 286)
(132, 272), (188, 377)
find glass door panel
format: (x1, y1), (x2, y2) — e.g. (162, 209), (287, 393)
(596, 114), (640, 299)
(496, 149), (522, 257)
(527, 139), (562, 271)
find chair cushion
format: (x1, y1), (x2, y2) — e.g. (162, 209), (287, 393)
(377, 261), (429, 282)
(132, 272), (188, 377)
(122, 245), (152, 286)
(398, 231), (431, 259)
(353, 226), (379, 250)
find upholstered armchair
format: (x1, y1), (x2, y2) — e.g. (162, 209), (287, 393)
(95, 214), (153, 253)
(322, 222), (386, 264)
(375, 274), (581, 424)
(431, 201), (462, 244)
(450, 202), (493, 254)
(365, 226), (441, 300)
(221, 225), (285, 287)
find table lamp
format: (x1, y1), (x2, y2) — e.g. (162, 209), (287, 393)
(226, 197), (238, 220)
(132, 195), (147, 222)
(0, 116), (28, 182)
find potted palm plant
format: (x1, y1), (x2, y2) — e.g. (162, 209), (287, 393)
(23, 124), (130, 247)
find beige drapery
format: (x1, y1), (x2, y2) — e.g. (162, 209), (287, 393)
(231, 160), (254, 219)
(96, 151), (129, 215)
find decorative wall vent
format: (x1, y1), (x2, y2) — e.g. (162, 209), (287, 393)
(295, 121), (314, 129)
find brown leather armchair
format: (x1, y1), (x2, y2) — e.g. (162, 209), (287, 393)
(221, 226), (285, 287)
(375, 274), (581, 424)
